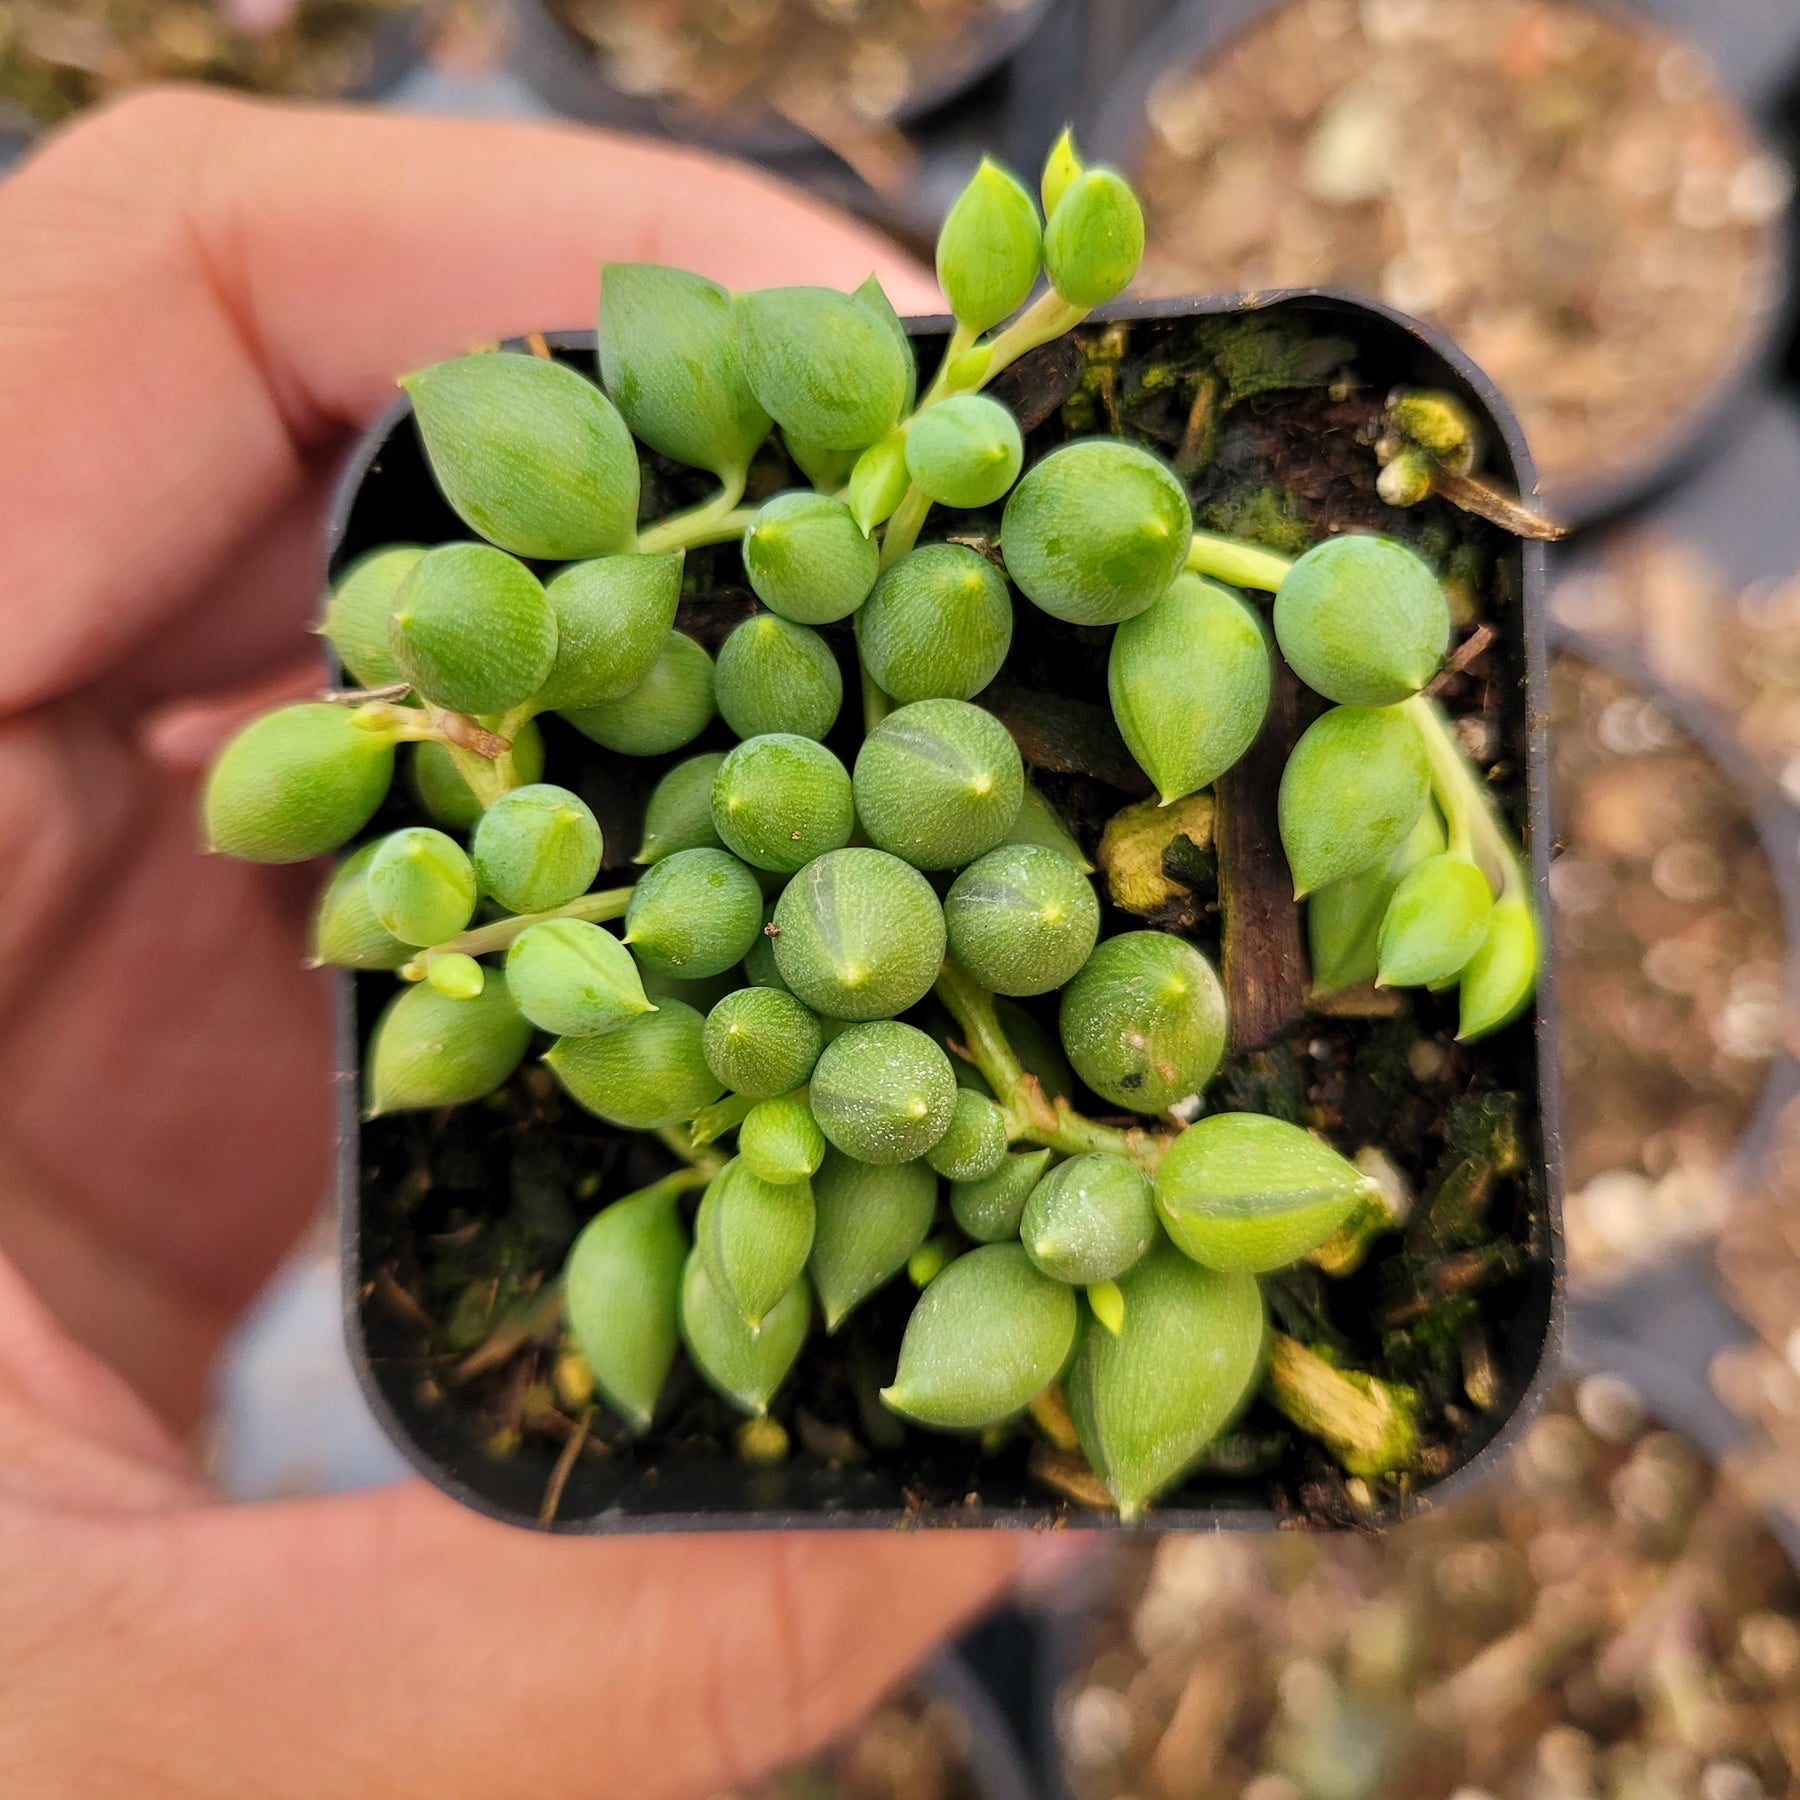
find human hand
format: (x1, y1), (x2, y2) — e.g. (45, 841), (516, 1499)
(0, 92), (1048, 1796)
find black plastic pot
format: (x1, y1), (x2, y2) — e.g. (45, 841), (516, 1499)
(505, 0), (1056, 162)
(1081, 0), (1797, 531)
(333, 291), (1564, 1534)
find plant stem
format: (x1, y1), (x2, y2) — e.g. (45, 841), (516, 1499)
(932, 961), (1174, 1171)
(852, 611), (891, 731)
(654, 1126), (726, 1178)
(1185, 530), (1296, 592)
(1401, 695), (1528, 901)
(879, 482), (933, 570)
(1263, 1333), (1420, 1479)
(974, 291), (1088, 390)
(917, 319), (978, 411)
(402, 886), (634, 975)
(636, 471), (753, 555)
(689, 1092), (756, 1147)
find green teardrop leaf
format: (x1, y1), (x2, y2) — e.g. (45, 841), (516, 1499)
(1155, 1112), (1377, 1273)
(1273, 534), (1451, 707)
(535, 551), (684, 713)
(624, 847), (764, 979)
(710, 734), (854, 874)
(882, 1242), (1078, 1430)
(1001, 781), (1094, 872)
(471, 783), (603, 915)
(949, 1147), (1054, 1243)
(598, 263), (770, 479)
(936, 157), (1042, 333)
(1278, 704), (1430, 897)
(505, 918), (653, 1038)
(1066, 1243), (1265, 1520)
(858, 543), (1013, 705)
(739, 1093), (828, 1187)
(703, 986), (823, 1099)
(1307, 803), (1445, 997)
(944, 843), (1101, 997)
(1457, 895), (1539, 1043)
(849, 429), (911, 535)
(854, 274), (919, 415)
(367, 826), (478, 946)
(736, 286), (910, 451)
(853, 698), (1024, 871)
(636, 752), (728, 864)
(696, 1155), (816, 1330)
(924, 1089), (1009, 1182)
(204, 703), (394, 864)
(810, 1020), (958, 1166)
(366, 976), (532, 1116)
(562, 630), (716, 757)
(311, 841), (412, 970)
(1040, 126), (1084, 219)
(564, 1181), (689, 1431)
(1059, 931), (1225, 1115)
(409, 720), (545, 832)
(319, 544), (422, 687)
(388, 543), (557, 716)
(545, 999), (725, 1128)
(679, 1249), (810, 1416)
(715, 614), (844, 742)
(1043, 167), (1145, 309)
(905, 395), (1024, 510)
(1021, 1152), (1156, 1284)
(1109, 572), (1272, 803)
(772, 848), (946, 1021)
(1376, 852), (1494, 989)
(808, 1148), (937, 1331)
(427, 953), (484, 999)
(742, 491), (880, 625)
(400, 351), (639, 560)
(1002, 439), (1191, 626)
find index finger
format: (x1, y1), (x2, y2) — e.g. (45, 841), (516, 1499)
(0, 91), (940, 714)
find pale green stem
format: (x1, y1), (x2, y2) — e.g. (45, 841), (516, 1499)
(626, 1165), (711, 1208)
(852, 611), (891, 732)
(444, 744), (509, 809)
(655, 1126), (726, 1178)
(1401, 695), (1528, 902)
(1185, 530), (1296, 592)
(973, 291), (1088, 390)
(878, 482), (933, 571)
(933, 961), (1174, 1171)
(402, 886), (633, 976)
(689, 1091), (756, 1147)
(636, 470), (753, 555)
(916, 319), (979, 411)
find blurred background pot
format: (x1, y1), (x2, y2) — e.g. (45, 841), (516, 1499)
(503, 0), (1056, 162)
(0, 0), (433, 141)
(1083, 0), (1795, 529)
(1036, 1337), (1800, 1800)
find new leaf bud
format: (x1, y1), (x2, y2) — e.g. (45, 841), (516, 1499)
(936, 157), (1043, 334)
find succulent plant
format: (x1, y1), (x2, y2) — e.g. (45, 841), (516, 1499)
(210, 135), (1542, 1518)
(857, 544), (1013, 705)
(714, 613), (844, 742)
(853, 699), (1024, 871)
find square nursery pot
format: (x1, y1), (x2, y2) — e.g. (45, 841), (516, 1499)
(333, 293), (1565, 1534)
